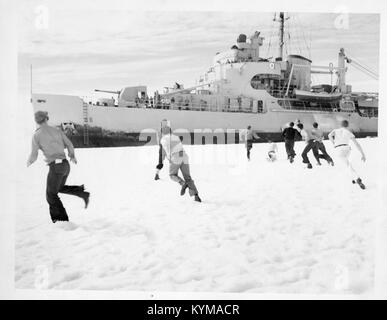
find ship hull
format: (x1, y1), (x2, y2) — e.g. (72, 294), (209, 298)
(32, 93), (378, 147)
(66, 130), (377, 148)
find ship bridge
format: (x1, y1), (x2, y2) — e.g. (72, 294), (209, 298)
(214, 31), (265, 64)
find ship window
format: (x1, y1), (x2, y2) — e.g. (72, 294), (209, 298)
(257, 100), (263, 113)
(290, 100), (306, 109)
(251, 74), (280, 90)
(278, 99), (292, 109)
(251, 75), (262, 90)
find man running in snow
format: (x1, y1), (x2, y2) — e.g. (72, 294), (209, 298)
(328, 120), (367, 189)
(297, 123), (320, 169)
(242, 125), (260, 160)
(311, 122), (334, 166)
(27, 111), (90, 223)
(158, 122), (202, 202)
(155, 119), (169, 180)
(282, 122), (301, 163)
(154, 141), (164, 181)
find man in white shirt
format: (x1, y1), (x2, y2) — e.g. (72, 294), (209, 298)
(328, 120), (366, 189)
(159, 123), (201, 202)
(242, 125), (260, 160)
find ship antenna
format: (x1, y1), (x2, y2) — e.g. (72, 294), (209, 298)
(279, 12), (284, 60)
(274, 12), (289, 60)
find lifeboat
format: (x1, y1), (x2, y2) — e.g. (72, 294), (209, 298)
(294, 89), (342, 101)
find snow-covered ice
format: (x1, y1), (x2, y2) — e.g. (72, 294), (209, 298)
(15, 138), (379, 294)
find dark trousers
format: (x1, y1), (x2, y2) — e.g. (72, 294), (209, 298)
(313, 141), (333, 163)
(246, 140), (253, 159)
(46, 160), (86, 222)
(284, 139), (295, 158)
(301, 140), (319, 164)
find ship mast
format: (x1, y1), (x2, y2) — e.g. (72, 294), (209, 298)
(278, 12), (285, 60)
(273, 12), (289, 60)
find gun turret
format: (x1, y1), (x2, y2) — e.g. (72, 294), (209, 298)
(94, 89), (121, 95)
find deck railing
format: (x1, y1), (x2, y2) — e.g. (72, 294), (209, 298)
(83, 96), (377, 117)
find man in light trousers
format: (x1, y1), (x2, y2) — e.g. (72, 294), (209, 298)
(158, 122), (201, 202)
(328, 120), (366, 189)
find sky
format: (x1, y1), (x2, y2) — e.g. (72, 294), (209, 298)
(17, 1), (380, 99)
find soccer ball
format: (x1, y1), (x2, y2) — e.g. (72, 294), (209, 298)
(267, 152), (277, 162)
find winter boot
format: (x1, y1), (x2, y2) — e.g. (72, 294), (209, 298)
(356, 178), (366, 190)
(81, 192), (90, 209)
(194, 194), (202, 202)
(52, 217), (69, 224)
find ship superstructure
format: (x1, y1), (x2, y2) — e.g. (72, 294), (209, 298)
(31, 12), (378, 147)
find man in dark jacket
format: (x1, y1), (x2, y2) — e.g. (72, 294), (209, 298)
(282, 122), (301, 163)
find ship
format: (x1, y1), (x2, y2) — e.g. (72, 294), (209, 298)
(31, 12), (378, 147)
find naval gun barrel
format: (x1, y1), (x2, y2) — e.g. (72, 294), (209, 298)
(94, 89), (121, 95)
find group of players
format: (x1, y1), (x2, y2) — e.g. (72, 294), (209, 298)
(244, 119), (367, 189)
(27, 111), (367, 223)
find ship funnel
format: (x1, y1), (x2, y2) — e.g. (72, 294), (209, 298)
(287, 55), (312, 91)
